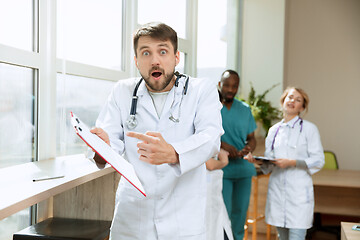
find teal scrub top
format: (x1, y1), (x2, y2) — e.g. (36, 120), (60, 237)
(221, 99), (257, 179)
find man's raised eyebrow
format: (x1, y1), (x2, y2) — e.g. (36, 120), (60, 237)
(158, 43), (170, 48)
(138, 45), (150, 52)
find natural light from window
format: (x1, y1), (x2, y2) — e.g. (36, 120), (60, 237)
(57, 0), (123, 70)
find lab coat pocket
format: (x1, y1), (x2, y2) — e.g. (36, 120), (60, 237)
(292, 170), (313, 204)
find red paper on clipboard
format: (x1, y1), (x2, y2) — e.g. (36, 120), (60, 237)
(70, 112), (146, 196)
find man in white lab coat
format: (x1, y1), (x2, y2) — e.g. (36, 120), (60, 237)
(90, 22), (223, 240)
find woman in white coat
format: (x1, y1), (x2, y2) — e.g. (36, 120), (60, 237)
(245, 87), (324, 240)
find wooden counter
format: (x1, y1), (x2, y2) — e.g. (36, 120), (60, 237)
(0, 154), (114, 220)
(341, 222), (360, 240)
(312, 169), (360, 216)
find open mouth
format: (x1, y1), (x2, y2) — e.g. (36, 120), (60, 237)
(151, 71), (162, 79)
(287, 104), (294, 108)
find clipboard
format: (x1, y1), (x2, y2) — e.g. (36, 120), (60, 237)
(70, 112), (146, 196)
(253, 156), (276, 162)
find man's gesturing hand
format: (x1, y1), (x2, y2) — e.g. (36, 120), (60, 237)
(127, 131), (179, 165)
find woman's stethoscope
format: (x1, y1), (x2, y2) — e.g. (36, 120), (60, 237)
(271, 117), (303, 152)
(126, 72), (190, 129)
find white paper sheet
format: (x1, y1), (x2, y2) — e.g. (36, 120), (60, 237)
(70, 112), (146, 196)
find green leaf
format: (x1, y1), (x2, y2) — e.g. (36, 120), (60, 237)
(245, 82), (282, 134)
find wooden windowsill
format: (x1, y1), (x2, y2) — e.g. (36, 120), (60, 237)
(0, 154), (114, 220)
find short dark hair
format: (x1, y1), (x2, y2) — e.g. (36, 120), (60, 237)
(220, 69), (240, 82)
(133, 22), (178, 57)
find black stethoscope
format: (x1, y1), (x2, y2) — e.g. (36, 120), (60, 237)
(271, 117), (303, 151)
(126, 72), (190, 129)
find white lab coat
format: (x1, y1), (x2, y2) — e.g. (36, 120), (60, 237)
(261, 116), (324, 229)
(206, 169), (234, 240)
(96, 77), (223, 240)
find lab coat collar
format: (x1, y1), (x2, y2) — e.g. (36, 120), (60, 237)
(283, 115), (300, 127)
(134, 77), (185, 120)
(136, 77), (183, 97)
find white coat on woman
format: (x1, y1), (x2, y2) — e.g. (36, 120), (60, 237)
(96, 76), (223, 240)
(261, 116), (324, 229)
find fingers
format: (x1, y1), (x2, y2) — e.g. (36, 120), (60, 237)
(127, 131), (160, 144)
(244, 152), (253, 159)
(144, 131), (163, 139)
(229, 148), (238, 158)
(244, 152), (255, 163)
(220, 148), (229, 156)
(90, 127), (110, 145)
(90, 127), (102, 134)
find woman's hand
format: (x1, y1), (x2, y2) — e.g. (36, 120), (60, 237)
(218, 148), (229, 167)
(244, 152), (263, 165)
(273, 158), (296, 168)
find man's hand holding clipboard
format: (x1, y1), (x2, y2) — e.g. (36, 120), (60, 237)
(70, 112), (146, 196)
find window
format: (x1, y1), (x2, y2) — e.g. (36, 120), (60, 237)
(56, 74), (114, 156)
(0, 1), (35, 236)
(57, 0), (123, 70)
(176, 52), (185, 74)
(0, 63), (34, 168)
(0, 0), (33, 51)
(197, 0), (227, 84)
(0, 209), (31, 240)
(137, 0), (187, 39)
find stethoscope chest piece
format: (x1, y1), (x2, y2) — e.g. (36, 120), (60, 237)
(126, 115), (137, 129)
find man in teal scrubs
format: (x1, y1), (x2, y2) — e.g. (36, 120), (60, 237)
(218, 70), (257, 240)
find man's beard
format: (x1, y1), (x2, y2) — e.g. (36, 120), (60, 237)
(142, 68), (175, 92)
(224, 97), (234, 103)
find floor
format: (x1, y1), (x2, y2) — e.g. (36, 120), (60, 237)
(245, 232), (277, 240)
(246, 214), (360, 240)
(247, 231), (338, 240)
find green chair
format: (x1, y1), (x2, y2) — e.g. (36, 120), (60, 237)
(306, 150), (340, 240)
(323, 150), (338, 170)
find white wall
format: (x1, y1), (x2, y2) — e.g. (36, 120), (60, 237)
(284, 0), (360, 170)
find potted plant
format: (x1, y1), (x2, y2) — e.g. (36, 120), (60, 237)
(242, 82), (281, 136)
